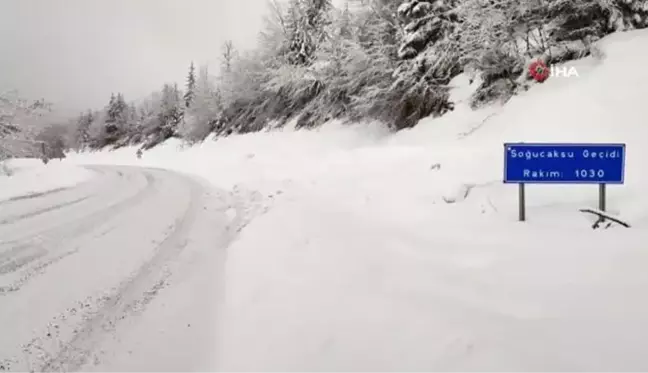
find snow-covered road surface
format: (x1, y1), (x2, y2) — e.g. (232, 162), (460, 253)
(0, 165), (232, 372)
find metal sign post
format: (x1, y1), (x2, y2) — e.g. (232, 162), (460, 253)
(519, 183), (526, 222)
(503, 143), (625, 221)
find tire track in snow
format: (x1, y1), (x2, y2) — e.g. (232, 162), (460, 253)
(0, 195), (90, 226)
(0, 249), (79, 294)
(0, 186), (76, 205)
(0, 169), (160, 294)
(35, 175), (205, 372)
(0, 167), (154, 246)
(0, 169), (157, 246)
(0, 165), (108, 207)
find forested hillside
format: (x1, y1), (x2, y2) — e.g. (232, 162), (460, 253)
(56, 0), (648, 151)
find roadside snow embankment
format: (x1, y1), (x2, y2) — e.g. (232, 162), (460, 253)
(67, 29), (648, 370)
(0, 159), (94, 202)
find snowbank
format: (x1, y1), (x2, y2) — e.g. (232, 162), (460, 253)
(67, 29), (648, 370)
(0, 159), (94, 202)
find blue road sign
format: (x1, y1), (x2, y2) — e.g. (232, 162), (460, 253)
(504, 143), (625, 184)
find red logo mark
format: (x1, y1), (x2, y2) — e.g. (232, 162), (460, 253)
(529, 60), (549, 82)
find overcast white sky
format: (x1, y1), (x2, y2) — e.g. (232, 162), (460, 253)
(0, 0), (268, 112)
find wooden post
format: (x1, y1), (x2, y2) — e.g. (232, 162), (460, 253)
(519, 183), (526, 221)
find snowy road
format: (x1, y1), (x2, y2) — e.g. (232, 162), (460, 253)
(0, 165), (231, 371)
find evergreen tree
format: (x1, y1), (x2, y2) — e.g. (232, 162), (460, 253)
(128, 103), (137, 122)
(105, 93), (119, 134)
(184, 61), (196, 108)
(158, 83), (183, 137)
(221, 41), (236, 73)
(75, 110), (93, 147)
(103, 92), (129, 145)
(106, 93), (116, 122)
(182, 64), (221, 141)
(282, 0), (333, 65)
(284, 0), (307, 64)
(116, 93), (127, 120)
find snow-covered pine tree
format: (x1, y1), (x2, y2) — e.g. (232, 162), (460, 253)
(397, 0), (461, 60)
(74, 110), (93, 148)
(304, 2), (357, 125)
(219, 41), (237, 107)
(128, 103), (137, 122)
(105, 93), (118, 135)
(157, 83), (183, 138)
(180, 65), (221, 142)
(184, 61), (196, 108)
(101, 92), (129, 146)
(116, 93), (128, 120)
(107, 94), (117, 118)
(284, 0), (310, 65)
(283, 0), (333, 65)
(196, 65), (218, 104)
(221, 41), (236, 73)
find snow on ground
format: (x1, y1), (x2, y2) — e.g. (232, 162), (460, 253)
(66, 29), (648, 370)
(0, 159), (94, 202)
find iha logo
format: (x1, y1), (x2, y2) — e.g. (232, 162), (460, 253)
(529, 60), (579, 82)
